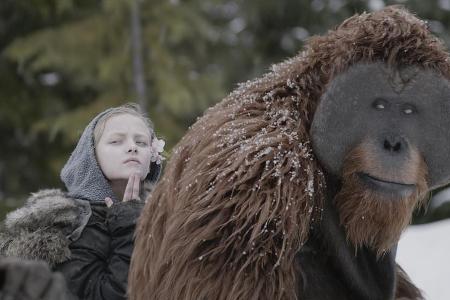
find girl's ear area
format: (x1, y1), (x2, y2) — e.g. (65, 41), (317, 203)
(149, 136), (165, 164)
(146, 161), (162, 183)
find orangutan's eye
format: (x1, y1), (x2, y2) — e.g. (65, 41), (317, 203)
(402, 104), (417, 115)
(372, 98), (388, 110)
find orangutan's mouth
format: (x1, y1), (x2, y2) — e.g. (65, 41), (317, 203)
(357, 172), (416, 197)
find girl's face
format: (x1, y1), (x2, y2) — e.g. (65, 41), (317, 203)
(96, 114), (152, 181)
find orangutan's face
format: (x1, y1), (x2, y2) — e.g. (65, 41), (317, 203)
(309, 62), (450, 253)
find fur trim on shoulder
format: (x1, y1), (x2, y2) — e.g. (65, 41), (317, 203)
(1, 230), (71, 268)
(0, 189), (81, 267)
(5, 189), (79, 232)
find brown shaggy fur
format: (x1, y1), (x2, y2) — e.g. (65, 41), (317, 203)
(129, 6), (450, 300)
(335, 142), (429, 256)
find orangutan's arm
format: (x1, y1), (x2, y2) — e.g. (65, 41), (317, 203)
(395, 265), (424, 300)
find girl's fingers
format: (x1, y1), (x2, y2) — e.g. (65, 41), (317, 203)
(105, 197), (113, 208)
(123, 175), (134, 202)
(132, 173), (140, 200)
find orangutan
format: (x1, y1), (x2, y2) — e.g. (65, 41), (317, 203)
(129, 6), (450, 300)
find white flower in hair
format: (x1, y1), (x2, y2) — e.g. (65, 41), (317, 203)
(150, 137), (165, 164)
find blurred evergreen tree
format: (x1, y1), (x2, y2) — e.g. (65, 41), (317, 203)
(1, 0), (450, 221)
(0, 0), (101, 216)
(0, 0), (229, 205)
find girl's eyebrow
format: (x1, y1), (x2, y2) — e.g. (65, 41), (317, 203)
(107, 132), (150, 139)
(107, 132), (126, 138)
(134, 133), (150, 139)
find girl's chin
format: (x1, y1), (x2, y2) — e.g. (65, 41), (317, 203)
(109, 171), (144, 181)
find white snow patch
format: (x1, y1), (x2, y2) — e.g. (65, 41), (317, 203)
(397, 219), (450, 300)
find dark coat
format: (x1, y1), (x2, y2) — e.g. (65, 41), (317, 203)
(0, 189), (143, 300)
(0, 257), (72, 300)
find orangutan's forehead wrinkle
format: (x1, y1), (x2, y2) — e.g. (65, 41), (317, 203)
(333, 63), (432, 96)
(383, 66), (420, 94)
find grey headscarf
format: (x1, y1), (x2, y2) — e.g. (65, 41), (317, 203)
(60, 108), (162, 203)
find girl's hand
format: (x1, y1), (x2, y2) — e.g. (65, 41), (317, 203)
(105, 197), (113, 208)
(104, 173), (141, 208)
(123, 173), (141, 202)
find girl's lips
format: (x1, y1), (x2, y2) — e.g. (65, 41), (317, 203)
(124, 159), (141, 164)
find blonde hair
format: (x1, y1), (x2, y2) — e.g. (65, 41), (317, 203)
(93, 103), (154, 146)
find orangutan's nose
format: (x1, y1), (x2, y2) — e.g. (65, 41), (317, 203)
(383, 135), (406, 154)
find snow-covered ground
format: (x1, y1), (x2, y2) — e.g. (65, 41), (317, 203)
(397, 219), (450, 300)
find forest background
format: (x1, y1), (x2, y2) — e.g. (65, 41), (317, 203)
(1, 0), (450, 222)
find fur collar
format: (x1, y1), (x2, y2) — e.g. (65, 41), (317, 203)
(0, 189), (91, 267)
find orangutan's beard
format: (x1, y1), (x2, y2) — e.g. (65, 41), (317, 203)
(333, 145), (429, 257)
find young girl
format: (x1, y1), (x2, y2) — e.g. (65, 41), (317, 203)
(0, 103), (164, 300)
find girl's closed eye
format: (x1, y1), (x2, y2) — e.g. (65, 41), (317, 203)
(136, 140), (148, 146)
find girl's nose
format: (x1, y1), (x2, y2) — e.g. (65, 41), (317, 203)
(127, 143), (138, 153)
